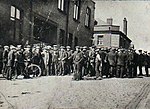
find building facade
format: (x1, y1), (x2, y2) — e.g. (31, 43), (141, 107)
(0, 0), (95, 48)
(93, 18), (132, 49)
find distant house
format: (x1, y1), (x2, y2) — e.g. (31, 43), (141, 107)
(0, 0), (95, 48)
(93, 18), (132, 49)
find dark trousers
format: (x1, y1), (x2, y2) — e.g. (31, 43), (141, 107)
(95, 62), (102, 78)
(145, 65), (149, 77)
(59, 61), (66, 76)
(117, 65), (124, 78)
(52, 62), (59, 75)
(128, 65), (134, 78)
(16, 63), (25, 76)
(109, 65), (116, 77)
(133, 65), (137, 77)
(73, 63), (82, 80)
(82, 62), (88, 77)
(88, 62), (95, 76)
(138, 65), (143, 75)
(0, 62), (3, 74)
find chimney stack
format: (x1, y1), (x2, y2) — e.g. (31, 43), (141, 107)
(123, 18), (127, 35)
(107, 18), (113, 25)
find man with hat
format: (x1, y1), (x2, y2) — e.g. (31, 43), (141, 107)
(41, 46), (51, 76)
(73, 46), (83, 80)
(116, 48), (127, 78)
(143, 51), (149, 77)
(88, 46), (96, 76)
(2, 46), (9, 76)
(106, 48), (117, 77)
(138, 50), (144, 76)
(66, 46), (73, 75)
(81, 46), (89, 77)
(58, 46), (68, 76)
(6, 45), (16, 80)
(95, 48), (102, 80)
(52, 45), (59, 75)
(15, 45), (25, 77)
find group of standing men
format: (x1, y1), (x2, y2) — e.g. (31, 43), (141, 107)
(0, 44), (149, 80)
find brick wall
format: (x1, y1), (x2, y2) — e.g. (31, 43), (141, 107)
(0, 0), (95, 47)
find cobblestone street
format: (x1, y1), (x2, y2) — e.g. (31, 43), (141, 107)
(0, 75), (150, 109)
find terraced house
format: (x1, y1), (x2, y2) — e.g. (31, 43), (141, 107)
(0, 0), (95, 48)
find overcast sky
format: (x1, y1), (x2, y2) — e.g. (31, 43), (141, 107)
(94, 0), (150, 51)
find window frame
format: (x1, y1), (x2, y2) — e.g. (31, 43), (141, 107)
(58, 0), (67, 14)
(85, 7), (91, 28)
(73, 0), (81, 21)
(97, 35), (104, 46)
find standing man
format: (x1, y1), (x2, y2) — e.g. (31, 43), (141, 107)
(106, 48), (117, 78)
(138, 50), (144, 76)
(2, 46), (9, 76)
(99, 48), (108, 77)
(116, 49), (127, 78)
(41, 46), (50, 76)
(66, 46), (73, 75)
(52, 45), (59, 75)
(95, 49), (102, 80)
(81, 46), (89, 77)
(88, 46), (96, 76)
(7, 45), (16, 80)
(143, 51), (149, 77)
(59, 46), (68, 76)
(73, 46), (83, 80)
(132, 49), (138, 77)
(15, 45), (25, 77)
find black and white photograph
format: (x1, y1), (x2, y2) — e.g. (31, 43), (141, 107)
(0, 0), (150, 109)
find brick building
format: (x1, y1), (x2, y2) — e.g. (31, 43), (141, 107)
(0, 0), (95, 48)
(93, 18), (132, 49)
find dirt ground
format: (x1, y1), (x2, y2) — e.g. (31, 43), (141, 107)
(0, 75), (150, 109)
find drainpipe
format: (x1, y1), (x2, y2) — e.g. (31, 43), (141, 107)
(65, 0), (70, 46)
(29, 0), (33, 43)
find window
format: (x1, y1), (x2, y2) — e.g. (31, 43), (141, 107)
(10, 6), (21, 21)
(98, 35), (103, 45)
(58, 0), (66, 12)
(85, 7), (91, 28)
(10, 6), (22, 40)
(73, 0), (81, 21)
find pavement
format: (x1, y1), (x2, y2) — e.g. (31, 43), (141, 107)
(0, 74), (150, 109)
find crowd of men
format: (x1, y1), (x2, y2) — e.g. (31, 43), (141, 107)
(0, 44), (150, 80)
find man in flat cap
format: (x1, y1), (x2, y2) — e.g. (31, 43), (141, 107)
(88, 46), (96, 76)
(143, 51), (149, 77)
(52, 45), (59, 75)
(81, 46), (89, 77)
(6, 45), (16, 80)
(138, 50), (144, 76)
(66, 46), (73, 75)
(73, 46), (83, 80)
(59, 46), (68, 76)
(106, 48), (117, 77)
(2, 46), (9, 77)
(116, 48), (127, 78)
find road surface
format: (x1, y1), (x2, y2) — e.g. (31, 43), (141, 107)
(0, 75), (150, 109)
